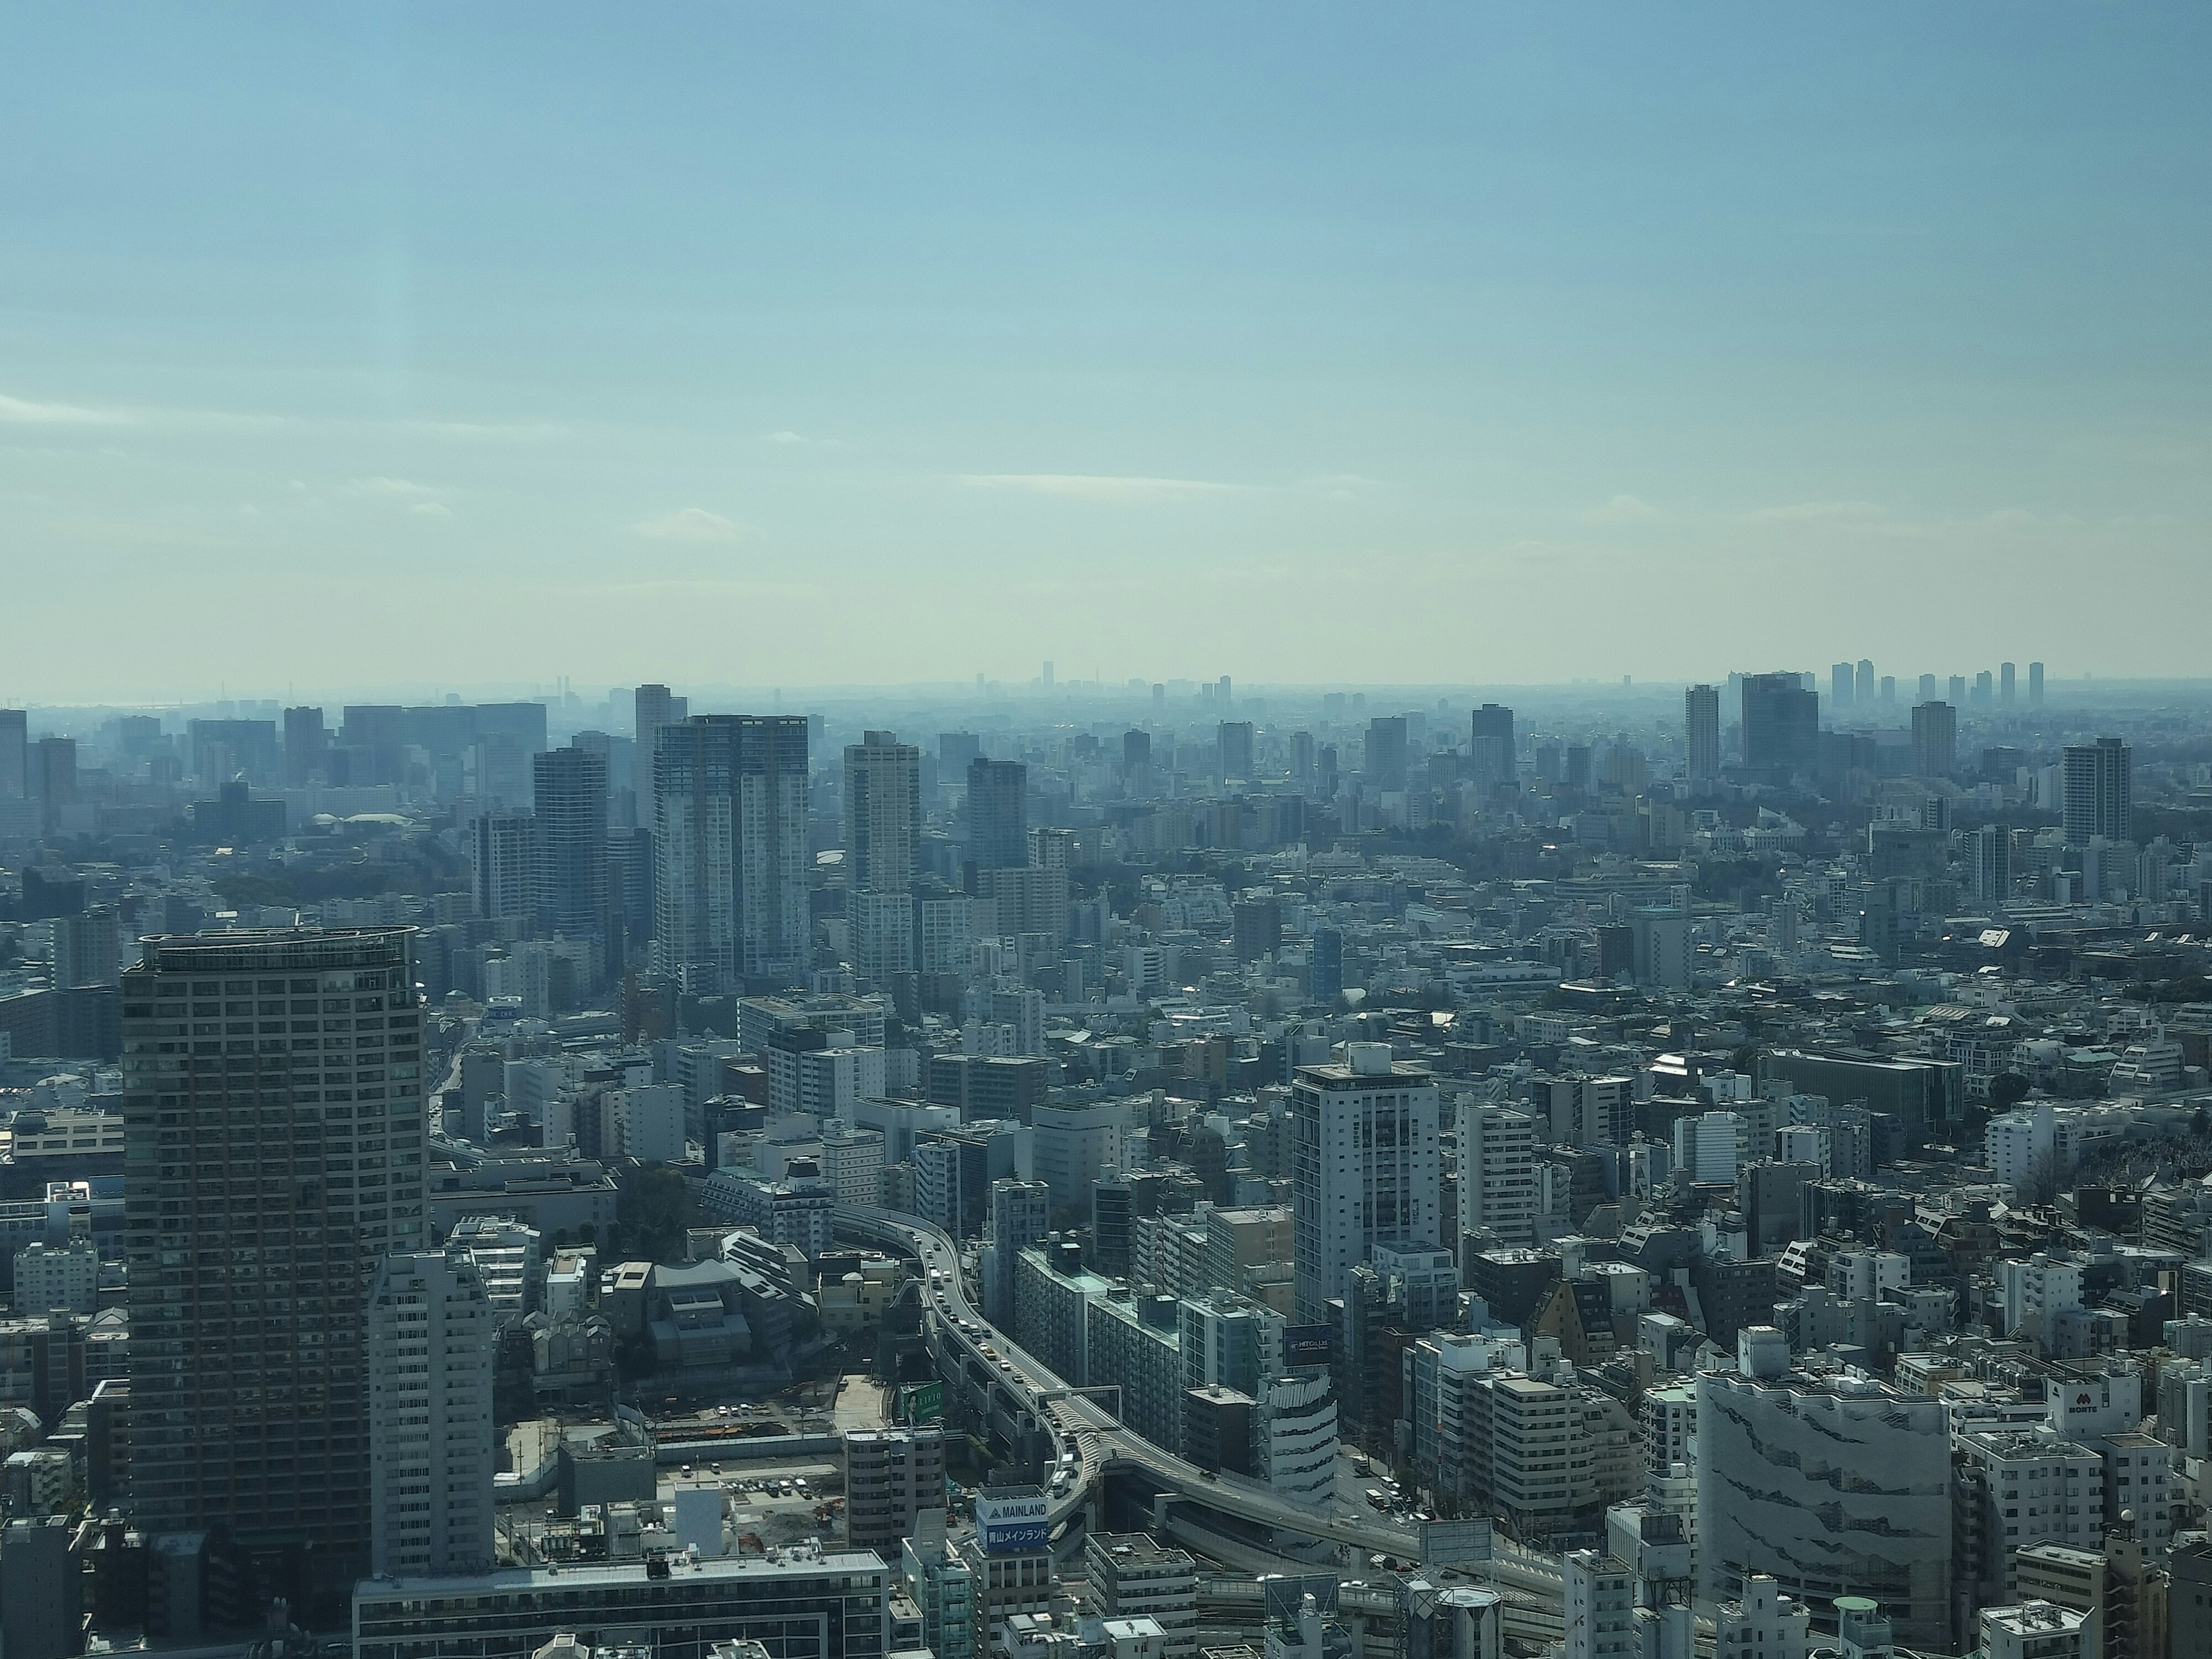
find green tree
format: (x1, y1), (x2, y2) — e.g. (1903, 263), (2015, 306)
(1987, 1072), (2032, 1112)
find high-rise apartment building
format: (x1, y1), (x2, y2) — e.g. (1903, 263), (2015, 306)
(2031, 661), (2046, 704)
(1740, 674), (1818, 772)
(1972, 824), (2013, 904)
(368, 1249), (496, 1578)
(631, 684), (687, 823)
(1910, 702), (1957, 778)
(845, 1427), (946, 1555)
(2002, 661), (2017, 706)
(1831, 662), (1855, 710)
(654, 715), (810, 991)
(1684, 685), (1721, 781)
(1457, 1100), (1537, 1247)
(1289, 1042), (1441, 1322)
(1856, 659), (1875, 705)
(2063, 738), (2130, 847)
(533, 745), (608, 938)
(966, 757), (1029, 870)
(474, 809), (539, 922)
(123, 927), (429, 1606)
(844, 731), (922, 894)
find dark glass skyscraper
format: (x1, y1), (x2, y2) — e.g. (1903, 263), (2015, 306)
(2062, 737), (2130, 847)
(533, 744), (609, 938)
(123, 927), (427, 1613)
(967, 756), (1029, 870)
(1740, 673), (1819, 771)
(654, 715), (810, 990)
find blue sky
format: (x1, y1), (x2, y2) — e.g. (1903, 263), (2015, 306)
(3, 5), (2209, 700)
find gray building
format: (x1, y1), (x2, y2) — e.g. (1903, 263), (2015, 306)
(369, 1249), (497, 1579)
(123, 927), (429, 1608)
(654, 715), (810, 991)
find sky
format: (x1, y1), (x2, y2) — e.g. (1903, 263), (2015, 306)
(3, 5), (2209, 703)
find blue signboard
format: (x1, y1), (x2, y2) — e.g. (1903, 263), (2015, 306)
(1283, 1323), (1333, 1369)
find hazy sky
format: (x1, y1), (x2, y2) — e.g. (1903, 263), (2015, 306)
(4, 5), (2209, 702)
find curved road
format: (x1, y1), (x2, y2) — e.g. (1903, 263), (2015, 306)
(834, 1204), (1424, 1559)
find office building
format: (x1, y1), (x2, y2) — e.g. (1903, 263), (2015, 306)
(904, 1509), (978, 1659)
(1470, 703), (1516, 789)
(1457, 1100), (1537, 1247)
(1910, 702), (1957, 778)
(1979, 1604), (2091, 1659)
(967, 757), (1029, 870)
(2031, 661), (2045, 704)
(2062, 738), (2130, 847)
(0, 709), (25, 799)
(2002, 661), (2017, 705)
(655, 715), (811, 991)
(1832, 662), (1855, 711)
(1563, 1549), (1635, 1659)
(1857, 659), (1875, 704)
(533, 745), (609, 938)
(1289, 1042), (1441, 1322)
(1365, 715), (1408, 790)
(845, 731), (922, 895)
(1218, 721), (1254, 782)
(1086, 1533), (1199, 1659)
(1741, 673), (1819, 772)
(1, 1516), (79, 1659)
(845, 1427), (946, 1555)
(1684, 685), (1720, 781)
(1308, 927), (1344, 1003)
(984, 1179), (1052, 1326)
(283, 705), (328, 785)
(1971, 824), (2012, 903)
(1697, 1359), (1950, 1650)
(123, 927), (429, 1604)
(368, 1249), (497, 1578)
(352, 1550), (895, 1659)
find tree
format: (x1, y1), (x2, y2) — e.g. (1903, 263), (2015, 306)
(1987, 1072), (2032, 1113)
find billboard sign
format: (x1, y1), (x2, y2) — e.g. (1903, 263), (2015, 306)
(1421, 1518), (1494, 1569)
(900, 1381), (944, 1423)
(977, 1488), (1051, 1554)
(1283, 1323), (1333, 1370)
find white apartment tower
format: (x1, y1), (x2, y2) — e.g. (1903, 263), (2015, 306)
(368, 1249), (497, 1578)
(1458, 1100), (1538, 1247)
(1289, 1043), (1442, 1323)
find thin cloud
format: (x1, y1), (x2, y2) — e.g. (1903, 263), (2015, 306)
(409, 501), (452, 520)
(959, 473), (1244, 503)
(766, 430), (810, 445)
(635, 507), (741, 543)
(1583, 494), (1661, 524)
(1745, 499), (1887, 523)
(0, 392), (139, 427)
(346, 476), (441, 499)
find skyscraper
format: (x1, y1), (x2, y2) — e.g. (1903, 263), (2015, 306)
(1910, 702), (1957, 778)
(1217, 720), (1255, 782)
(1971, 824), (2012, 903)
(631, 684), (687, 828)
(1949, 674), (1968, 706)
(654, 715), (811, 991)
(2062, 738), (2130, 847)
(0, 709), (24, 799)
(533, 745), (609, 938)
(1684, 685), (1721, 781)
(1831, 662), (1855, 711)
(473, 809), (539, 921)
(2001, 662), (2017, 706)
(1740, 673), (1819, 771)
(1919, 673), (1939, 703)
(1365, 715), (1408, 790)
(844, 730), (922, 893)
(1856, 658), (1875, 705)
(283, 706), (328, 787)
(967, 757), (1029, 870)
(1456, 1099), (1537, 1248)
(368, 1249), (495, 1578)
(1470, 703), (1516, 789)
(1289, 1041), (1440, 1322)
(2030, 661), (2045, 704)
(123, 927), (429, 1607)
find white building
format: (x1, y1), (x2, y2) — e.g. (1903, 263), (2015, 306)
(1978, 1602), (2091, 1659)
(1955, 1429), (2104, 1601)
(444, 1215), (543, 1317)
(1672, 1111), (1743, 1185)
(1085, 1533), (1199, 1659)
(1999, 1254), (2085, 1339)
(611, 1083), (688, 1164)
(1713, 1576), (1809, 1659)
(368, 1250), (496, 1578)
(1289, 1044), (1441, 1323)
(1253, 1369), (1338, 1509)
(819, 1123), (888, 1207)
(1457, 1100), (1538, 1247)
(1033, 1101), (1129, 1206)
(12, 1242), (98, 1315)
(770, 1043), (887, 1119)
(1563, 1549), (1636, 1659)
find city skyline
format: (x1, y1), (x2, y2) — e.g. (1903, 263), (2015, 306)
(5, 6), (2211, 695)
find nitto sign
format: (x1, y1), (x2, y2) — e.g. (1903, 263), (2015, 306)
(977, 1491), (1050, 1553)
